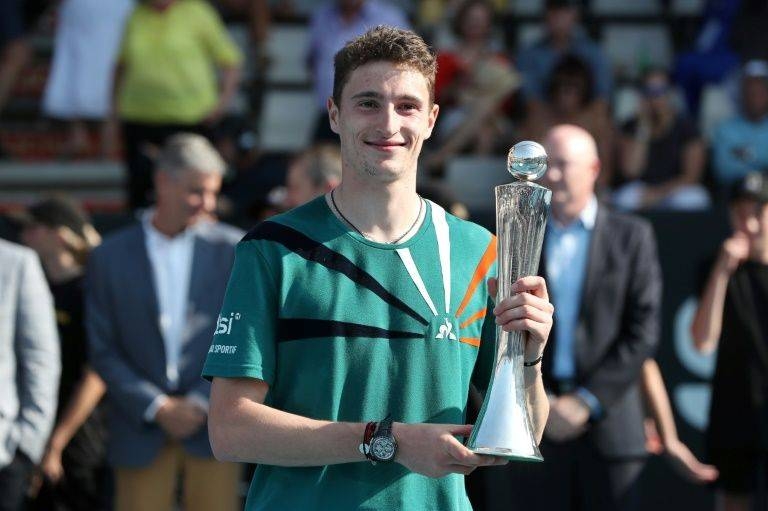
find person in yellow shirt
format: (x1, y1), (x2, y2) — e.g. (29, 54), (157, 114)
(113, 0), (243, 210)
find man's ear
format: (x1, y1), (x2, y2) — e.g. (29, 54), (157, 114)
(424, 102), (440, 140)
(328, 97), (340, 135)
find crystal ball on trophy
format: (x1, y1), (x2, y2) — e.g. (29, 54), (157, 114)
(507, 141), (548, 182)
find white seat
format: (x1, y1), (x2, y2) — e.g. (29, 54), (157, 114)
(444, 156), (511, 212)
(265, 24), (311, 86)
(612, 85), (641, 124)
(509, 0), (545, 15)
(258, 90), (316, 152)
(516, 23), (544, 50)
(670, 0), (705, 16)
(591, 0), (662, 16)
(601, 23), (672, 80)
(699, 83), (736, 140)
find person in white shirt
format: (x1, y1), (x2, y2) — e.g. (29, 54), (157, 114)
(85, 133), (245, 511)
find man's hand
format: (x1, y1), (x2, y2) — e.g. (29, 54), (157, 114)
(156, 397), (207, 440)
(663, 438), (719, 484)
(392, 423), (506, 478)
(545, 394), (590, 442)
(718, 232), (749, 275)
(488, 276), (553, 361)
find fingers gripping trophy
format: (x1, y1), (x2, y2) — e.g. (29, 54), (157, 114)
(467, 141), (551, 461)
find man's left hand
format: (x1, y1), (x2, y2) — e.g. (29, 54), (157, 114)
(546, 394), (590, 442)
(488, 276), (553, 361)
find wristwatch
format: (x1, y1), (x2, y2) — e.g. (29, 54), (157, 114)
(359, 415), (398, 464)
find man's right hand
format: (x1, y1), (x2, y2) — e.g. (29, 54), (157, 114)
(392, 423), (506, 478)
(156, 397), (206, 440)
(719, 232), (749, 275)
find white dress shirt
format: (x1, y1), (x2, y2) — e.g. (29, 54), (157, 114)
(141, 211), (201, 421)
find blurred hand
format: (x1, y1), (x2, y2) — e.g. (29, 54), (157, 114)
(719, 232), (750, 275)
(393, 423), (506, 478)
(156, 397), (207, 440)
(488, 276), (553, 361)
(546, 394), (589, 442)
(40, 445), (65, 484)
(663, 439), (719, 484)
(203, 104), (226, 126)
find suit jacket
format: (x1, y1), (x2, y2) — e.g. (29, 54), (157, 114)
(0, 239), (60, 467)
(541, 206), (662, 458)
(85, 220), (243, 467)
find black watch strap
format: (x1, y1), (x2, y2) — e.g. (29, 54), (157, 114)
(376, 415), (393, 438)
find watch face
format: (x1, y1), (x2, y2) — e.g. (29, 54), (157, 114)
(370, 437), (396, 461)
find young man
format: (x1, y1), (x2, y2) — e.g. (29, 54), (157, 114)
(204, 26), (553, 510)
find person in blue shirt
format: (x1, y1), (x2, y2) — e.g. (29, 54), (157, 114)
(712, 60), (768, 188)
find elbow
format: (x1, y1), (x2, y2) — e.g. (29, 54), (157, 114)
(208, 408), (240, 462)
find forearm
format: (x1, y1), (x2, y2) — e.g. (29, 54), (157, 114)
(209, 382), (365, 466)
(48, 368), (106, 452)
(640, 360), (678, 446)
(524, 366), (548, 444)
(691, 261), (730, 351)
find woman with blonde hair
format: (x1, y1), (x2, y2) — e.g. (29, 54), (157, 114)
(17, 195), (111, 511)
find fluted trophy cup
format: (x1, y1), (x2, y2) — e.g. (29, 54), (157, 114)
(467, 141), (551, 461)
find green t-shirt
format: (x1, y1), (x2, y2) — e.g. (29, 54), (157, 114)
(117, 0), (242, 124)
(203, 197), (498, 511)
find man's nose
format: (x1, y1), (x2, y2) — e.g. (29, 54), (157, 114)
(377, 104), (401, 137)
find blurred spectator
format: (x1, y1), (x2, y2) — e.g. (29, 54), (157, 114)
(284, 144), (341, 210)
(712, 60), (768, 188)
(85, 134), (243, 511)
(16, 196), (112, 511)
(0, 238), (60, 511)
(674, 0), (741, 116)
(425, 0), (519, 172)
(114, 0), (243, 210)
(43, 0), (134, 160)
(519, 54), (614, 188)
(515, 0), (612, 115)
(307, 0), (410, 141)
(691, 172), (768, 511)
(613, 68), (710, 212)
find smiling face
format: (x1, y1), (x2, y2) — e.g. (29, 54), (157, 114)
(328, 61), (439, 184)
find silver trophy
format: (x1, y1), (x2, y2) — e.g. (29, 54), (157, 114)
(467, 141), (551, 461)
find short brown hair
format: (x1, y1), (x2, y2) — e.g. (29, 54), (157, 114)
(332, 25), (437, 106)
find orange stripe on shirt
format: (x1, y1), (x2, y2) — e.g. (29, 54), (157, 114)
(455, 236), (497, 318)
(459, 337), (481, 347)
(460, 308), (487, 329)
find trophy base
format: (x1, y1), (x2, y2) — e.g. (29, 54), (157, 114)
(470, 446), (544, 463)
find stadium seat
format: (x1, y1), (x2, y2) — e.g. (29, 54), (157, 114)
(266, 24), (311, 86)
(601, 23), (673, 80)
(670, 0), (705, 16)
(444, 156), (511, 213)
(591, 0), (662, 16)
(699, 83), (736, 140)
(509, 0), (545, 15)
(258, 90), (316, 152)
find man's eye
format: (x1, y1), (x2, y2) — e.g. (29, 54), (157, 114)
(359, 100), (378, 109)
(400, 104), (418, 112)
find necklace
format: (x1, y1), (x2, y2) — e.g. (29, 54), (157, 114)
(330, 189), (424, 244)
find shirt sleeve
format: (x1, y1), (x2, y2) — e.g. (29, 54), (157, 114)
(196, 1), (243, 67)
(202, 240), (278, 384)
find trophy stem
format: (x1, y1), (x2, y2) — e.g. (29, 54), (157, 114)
(468, 181), (550, 461)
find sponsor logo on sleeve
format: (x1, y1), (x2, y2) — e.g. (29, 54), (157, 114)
(215, 312), (241, 336)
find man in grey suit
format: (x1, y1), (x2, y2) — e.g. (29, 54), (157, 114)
(86, 133), (243, 511)
(0, 238), (60, 511)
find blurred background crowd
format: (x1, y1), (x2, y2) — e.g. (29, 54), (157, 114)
(1, 0), (768, 510)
